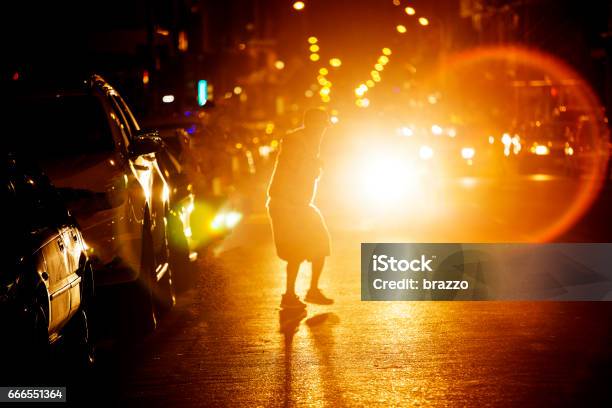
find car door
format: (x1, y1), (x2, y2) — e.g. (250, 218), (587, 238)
(41, 231), (72, 334)
(111, 94), (169, 272)
(62, 225), (83, 316)
(98, 90), (149, 277)
(24, 174), (73, 335)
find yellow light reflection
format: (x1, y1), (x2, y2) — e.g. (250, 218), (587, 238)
(162, 183), (170, 202)
(329, 58), (342, 67)
(355, 98), (370, 108)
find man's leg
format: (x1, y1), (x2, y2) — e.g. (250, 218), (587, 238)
(310, 257), (325, 290)
(306, 257), (334, 304)
(286, 261), (300, 295)
(281, 260), (306, 309)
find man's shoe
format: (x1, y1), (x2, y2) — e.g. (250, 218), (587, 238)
(281, 293), (307, 309)
(305, 288), (334, 305)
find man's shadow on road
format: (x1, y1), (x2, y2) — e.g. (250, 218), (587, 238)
(279, 310), (344, 407)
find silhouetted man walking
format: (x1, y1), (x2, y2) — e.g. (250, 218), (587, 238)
(267, 108), (333, 309)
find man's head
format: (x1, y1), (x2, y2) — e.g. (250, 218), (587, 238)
(303, 108), (330, 130)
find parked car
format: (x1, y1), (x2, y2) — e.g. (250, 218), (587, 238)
(7, 75), (175, 335)
(152, 136), (198, 293)
(1, 153), (94, 376)
(155, 128), (243, 250)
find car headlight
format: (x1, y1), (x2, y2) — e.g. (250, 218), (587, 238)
(531, 144), (550, 156)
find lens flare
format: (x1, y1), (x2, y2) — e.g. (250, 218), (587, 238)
(434, 45), (610, 241)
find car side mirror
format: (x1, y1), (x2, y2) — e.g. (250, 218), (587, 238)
(129, 132), (163, 159)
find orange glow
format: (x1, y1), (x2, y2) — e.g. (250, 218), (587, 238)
(396, 24), (407, 34)
(274, 60), (285, 70)
(309, 53), (320, 62)
(307, 36), (318, 44)
(405, 7), (416, 15)
(382, 47), (392, 56)
(292, 1), (305, 11)
(437, 45), (610, 241)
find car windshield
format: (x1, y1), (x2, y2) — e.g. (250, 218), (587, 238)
(8, 94), (114, 160)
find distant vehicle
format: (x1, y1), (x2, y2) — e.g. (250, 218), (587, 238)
(7, 75), (175, 334)
(1, 153), (94, 372)
(518, 122), (577, 175)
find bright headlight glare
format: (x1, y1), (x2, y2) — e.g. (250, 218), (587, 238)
(211, 213), (225, 230)
(532, 145), (550, 156)
(225, 211), (242, 228)
(461, 147), (475, 160)
(419, 145), (434, 160)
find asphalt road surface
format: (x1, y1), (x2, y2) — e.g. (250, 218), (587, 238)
(69, 174), (612, 407)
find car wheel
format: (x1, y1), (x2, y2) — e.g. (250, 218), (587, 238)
(124, 208), (158, 336)
(167, 209), (194, 293)
(26, 285), (50, 361)
(154, 212), (176, 314)
(63, 308), (95, 371)
(10, 290), (50, 383)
